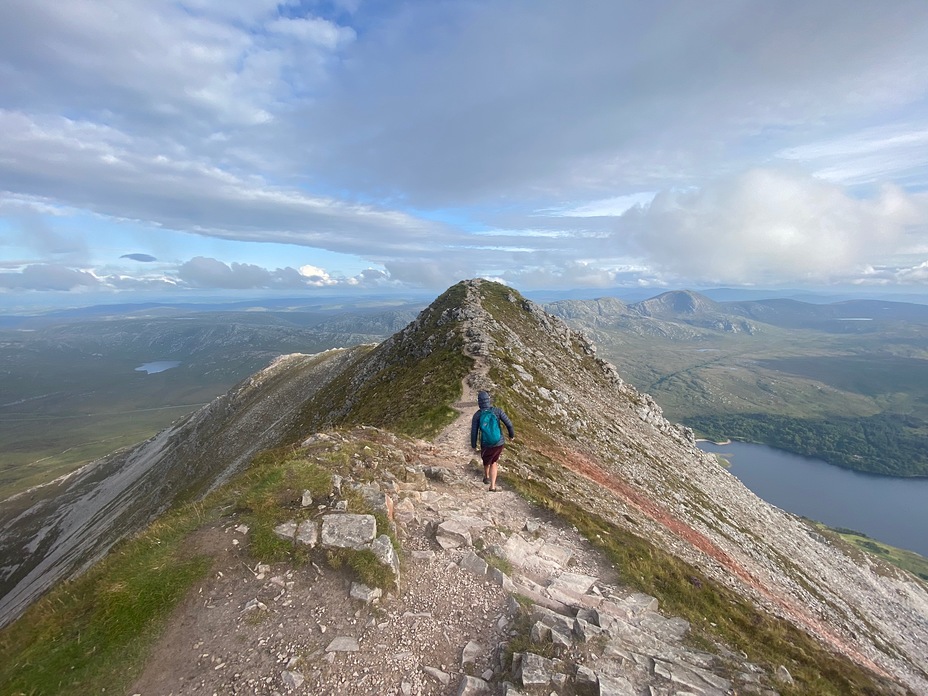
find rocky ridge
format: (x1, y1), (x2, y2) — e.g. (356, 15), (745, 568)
(456, 280), (928, 693)
(130, 279), (928, 695)
(4, 279), (928, 695)
(129, 427), (781, 696)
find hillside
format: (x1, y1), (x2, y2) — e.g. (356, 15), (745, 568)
(544, 291), (928, 476)
(1, 279), (927, 695)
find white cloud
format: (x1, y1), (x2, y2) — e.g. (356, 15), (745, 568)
(621, 169), (928, 285)
(3, 1), (928, 299)
(0, 110), (457, 255)
(298, 264), (336, 286)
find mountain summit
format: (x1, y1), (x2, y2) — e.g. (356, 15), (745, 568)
(2, 279), (927, 695)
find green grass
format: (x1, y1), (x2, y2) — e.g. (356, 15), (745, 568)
(0, 505), (213, 696)
(0, 408), (199, 500)
(323, 547), (396, 590)
(290, 283), (473, 440)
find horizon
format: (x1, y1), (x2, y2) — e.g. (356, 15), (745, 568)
(3, 2), (928, 303)
(6, 281), (928, 317)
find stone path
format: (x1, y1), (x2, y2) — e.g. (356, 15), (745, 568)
(129, 364), (782, 695)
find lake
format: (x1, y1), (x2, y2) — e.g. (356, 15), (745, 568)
(697, 440), (928, 557)
(135, 361), (181, 374)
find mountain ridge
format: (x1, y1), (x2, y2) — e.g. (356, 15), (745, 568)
(2, 279), (927, 695)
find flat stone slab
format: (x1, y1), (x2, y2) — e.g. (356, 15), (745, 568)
(537, 542), (573, 567)
(597, 672), (638, 696)
(436, 519), (473, 548)
(459, 551), (489, 577)
(295, 520), (318, 546)
(320, 514), (377, 550)
(518, 652), (554, 687)
(501, 534), (544, 567)
(325, 636), (360, 652)
(546, 570), (598, 603)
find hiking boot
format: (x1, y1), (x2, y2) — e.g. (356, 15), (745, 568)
(483, 476), (490, 484)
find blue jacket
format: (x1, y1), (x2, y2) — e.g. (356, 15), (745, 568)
(470, 391), (515, 448)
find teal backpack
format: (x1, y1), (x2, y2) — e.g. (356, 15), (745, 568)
(478, 408), (503, 447)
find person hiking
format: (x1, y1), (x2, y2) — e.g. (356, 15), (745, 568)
(470, 390), (515, 492)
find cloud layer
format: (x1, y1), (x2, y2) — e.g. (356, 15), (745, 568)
(2, 0), (928, 300)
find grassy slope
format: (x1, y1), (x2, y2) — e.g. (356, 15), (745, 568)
(817, 524), (928, 584)
(288, 281), (473, 441)
(479, 283), (904, 696)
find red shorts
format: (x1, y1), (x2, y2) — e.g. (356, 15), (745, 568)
(481, 444), (504, 467)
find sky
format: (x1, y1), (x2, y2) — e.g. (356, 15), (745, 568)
(3, 0), (928, 309)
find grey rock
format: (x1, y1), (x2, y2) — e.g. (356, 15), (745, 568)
(639, 612), (690, 640)
(456, 675), (489, 695)
(370, 534), (400, 580)
(530, 620), (551, 643)
(325, 636), (360, 652)
(349, 582), (382, 603)
(524, 519), (541, 534)
(574, 617), (603, 642)
(403, 467), (426, 484)
(295, 520), (317, 546)
(460, 551), (489, 578)
(462, 640), (482, 667)
(273, 520), (298, 541)
(424, 466), (454, 482)
(537, 542), (573, 567)
(281, 669), (304, 689)
(356, 483), (392, 519)
(518, 652), (553, 687)
(597, 672), (637, 696)
(575, 665), (598, 694)
(654, 658), (731, 694)
(550, 625), (572, 652)
(320, 513), (377, 550)
(436, 519), (473, 549)
(423, 666), (451, 685)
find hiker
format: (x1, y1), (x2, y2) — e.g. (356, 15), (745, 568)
(470, 390), (515, 492)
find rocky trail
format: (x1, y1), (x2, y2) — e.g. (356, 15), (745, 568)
(128, 366), (784, 696)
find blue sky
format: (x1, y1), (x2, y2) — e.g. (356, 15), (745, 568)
(3, 0), (928, 308)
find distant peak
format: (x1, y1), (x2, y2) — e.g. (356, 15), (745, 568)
(632, 290), (719, 316)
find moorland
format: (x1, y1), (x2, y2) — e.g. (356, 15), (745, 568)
(0, 298), (421, 499)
